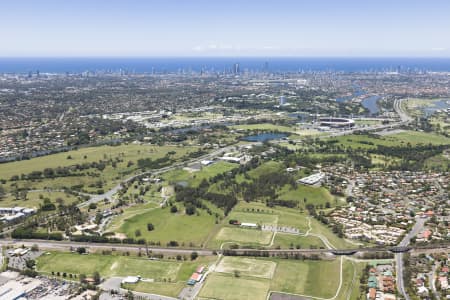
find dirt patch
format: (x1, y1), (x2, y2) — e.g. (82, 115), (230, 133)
(113, 233), (127, 240)
(110, 262), (118, 271)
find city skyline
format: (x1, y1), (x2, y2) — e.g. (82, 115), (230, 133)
(1, 0), (450, 57)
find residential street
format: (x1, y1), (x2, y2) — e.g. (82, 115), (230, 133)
(396, 217), (427, 300)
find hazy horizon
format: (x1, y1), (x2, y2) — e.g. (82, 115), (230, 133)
(1, 0), (450, 57)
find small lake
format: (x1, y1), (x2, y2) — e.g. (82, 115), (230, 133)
(423, 99), (450, 116)
(243, 133), (288, 142)
(336, 88), (366, 103)
(361, 95), (381, 115)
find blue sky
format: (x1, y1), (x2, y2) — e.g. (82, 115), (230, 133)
(1, 0), (449, 57)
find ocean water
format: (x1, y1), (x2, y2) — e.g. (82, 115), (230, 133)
(1, 57), (450, 74)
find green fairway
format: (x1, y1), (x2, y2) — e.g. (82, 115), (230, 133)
(425, 154), (450, 171)
(107, 202), (159, 232)
(278, 184), (335, 208)
(199, 273), (270, 300)
(116, 206), (216, 246)
(214, 227), (273, 245)
(190, 162), (239, 186)
(0, 144), (199, 195)
(330, 135), (398, 150)
(162, 161), (238, 187)
(247, 161), (284, 179)
(330, 130), (450, 150)
(227, 211), (278, 226)
(234, 160), (285, 185)
(0, 144), (196, 180)
(216, 257), (277, 279)
(390, 130), (450, 145)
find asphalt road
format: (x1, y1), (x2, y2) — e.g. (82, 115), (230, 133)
(396, 217), (427, 300)
(0, 239), (214, 256)
(430, 264), (440, 300)
(394, 98), (414, 123)
(396, 253), (408, 300)
(4, 232), (448, 258)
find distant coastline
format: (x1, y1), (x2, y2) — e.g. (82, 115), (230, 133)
(1, 57), (450, 74)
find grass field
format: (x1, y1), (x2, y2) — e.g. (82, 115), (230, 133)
(116, 206), (216, 246)
(199, 273), (270, 300)
(230, 123), (295, 133)
(233, 202), (307, 233)
(123, 281), (185, 298)
(354, 119), (382, 126)
(309, 217), (351, 249)
(121, 183), (165, 205)
(330, 130), (450, 150)
(230, 201), (352, 249)
(342, 261), (366, 300)
(106, 202), (158, 232)
(0, 144), (199, 195)
(425, 154), (450, 171)
(200, 257), (354, 300)
(270, 259), (341, 298)
(370, 154), (400, 167)
(214, 227), (273, 245)
(162, 161), (238, 187)
(234, 160), (337, 208)
(37, 251), (217, 297)
(235, 161), (284, 184)
(0, 144), (196, 180)
(247, 161), (284, 178)
(216, 257), (277, 279)
(390, 130), (450, 145)
(430, 114), (450, 134)
(271, 233), (326, 249)
(208, 198), (352, 249)
(36, 252), (181, 280)
(189, 162), (238, 186)
(278, 184), (336, 208)
(226, 211), (278, 226)
(0, 191), (80, 208)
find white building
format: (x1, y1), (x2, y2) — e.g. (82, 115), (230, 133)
(298, 173), (325, 185)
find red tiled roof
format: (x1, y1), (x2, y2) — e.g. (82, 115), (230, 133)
(190, 273), (202, 281)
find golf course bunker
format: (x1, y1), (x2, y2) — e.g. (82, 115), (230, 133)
(216, 257), (277, 279)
